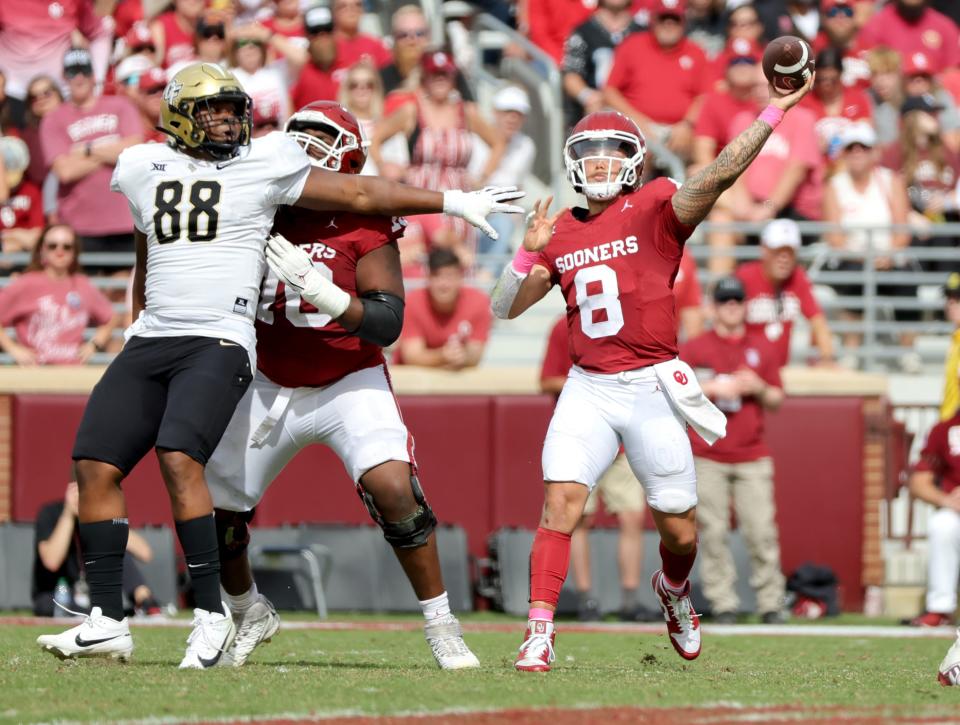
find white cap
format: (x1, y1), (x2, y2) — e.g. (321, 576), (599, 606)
(115, 54), (156, 85)
(493, 85), (531, 115)
(0, 136), (29, 174)
(839, 120), (877, 149)
(761, 218), (801, 250)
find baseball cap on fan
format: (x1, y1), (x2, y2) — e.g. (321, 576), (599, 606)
(761, 218), (801, 250)
(839, 121), (877, 150)
(903, 51), (936, 77)
(63, 48), (94, 78)
(724, 37), (763, 67)
(422, 50), (458, 76)
(304, 5), (334, 34)
(138, 67), (168, 94)
(652, 0), (686, 19)
(713, 276), (746, 303)
(115, 54), (156, 86)
(493, 85), (531, 115)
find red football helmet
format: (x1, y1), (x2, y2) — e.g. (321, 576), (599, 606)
(564, 111), (646, 201)
(284, 100), (368, 174)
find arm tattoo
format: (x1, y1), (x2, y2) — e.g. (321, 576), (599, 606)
(671, 118), (774, 227)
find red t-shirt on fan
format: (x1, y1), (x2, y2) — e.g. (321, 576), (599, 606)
(914, 413), (960, 494)
(535, 178), (695, 373)
(680, 330), (782, 463)
(394, 287), (492, 364)
(255, 208), (404, 388)
(291, 63), (341, 110)
(736, 261), (822, 368)
(694, 90), (758, 149)
(0, 180), (43, 231)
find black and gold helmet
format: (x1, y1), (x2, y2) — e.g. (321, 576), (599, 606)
(159, 63), (252, 160)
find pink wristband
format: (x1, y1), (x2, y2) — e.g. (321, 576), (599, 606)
(512, 247), (540, 274)
(758, 105), (785, 129)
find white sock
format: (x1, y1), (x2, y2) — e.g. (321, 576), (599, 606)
(419, 591), (451, 621)
(225, 583), (258, 614)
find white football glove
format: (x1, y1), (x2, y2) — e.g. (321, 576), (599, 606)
(264, 233), (350, 318)
(442, 186), (525, 240)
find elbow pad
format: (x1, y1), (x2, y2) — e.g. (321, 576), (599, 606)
(356, 290), (405, 348)
(490, 265), (525, 319)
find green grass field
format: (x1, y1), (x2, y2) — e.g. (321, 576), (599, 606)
(1, 614), (958, 723)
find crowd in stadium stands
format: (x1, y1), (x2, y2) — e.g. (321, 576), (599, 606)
(0, 0), (958, 370)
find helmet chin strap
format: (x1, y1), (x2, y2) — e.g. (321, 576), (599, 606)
(582, 181), (622, 201)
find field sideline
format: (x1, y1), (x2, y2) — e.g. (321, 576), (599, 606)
(2, 614), (959, 724)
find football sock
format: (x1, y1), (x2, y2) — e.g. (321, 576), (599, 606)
(529, 527), (572, 608)
(225, 583), (258, 614)
(622, 587), (639, 610)
(78, 518), (129, 622)
(418, 591), (450, 621)
(660, 541), (697, 590)
(529, 607), (554, 622)
(176, 515), (223, 615)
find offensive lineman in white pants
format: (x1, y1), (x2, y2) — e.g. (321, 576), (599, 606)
(206, 102), (481, 669)
(490, 73), (814, 671)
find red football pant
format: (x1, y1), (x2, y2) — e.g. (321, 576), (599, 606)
(660, 540), (697, 587)
(529, 527), (572, 607)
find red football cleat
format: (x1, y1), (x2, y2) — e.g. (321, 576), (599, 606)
(652, 569), (701, 660)
(514, 619), (556, 672)
(910, 611), (954, 628)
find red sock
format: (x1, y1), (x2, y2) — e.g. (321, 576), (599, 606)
(660, 540), (697, 588)
(529, 527), (572, 606)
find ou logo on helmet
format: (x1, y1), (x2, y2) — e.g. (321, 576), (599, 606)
(673, 370), (688, 386)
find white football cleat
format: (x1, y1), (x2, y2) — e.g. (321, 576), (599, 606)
(423, 613), (480, 669)
(178, 603), (236, 669)
(938, 629), (960, 686)
(514, 619), (556, 672)
(37, 606), (133, 662)
(221, 595), (280, 667)
(652, 569), (701, 660)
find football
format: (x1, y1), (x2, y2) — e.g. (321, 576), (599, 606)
(762, 35), (815, 95)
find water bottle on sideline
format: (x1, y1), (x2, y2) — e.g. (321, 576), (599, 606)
(53, 577), (72, 613)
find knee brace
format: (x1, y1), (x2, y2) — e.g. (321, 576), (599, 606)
(214, 507), (255, 560)
(355, 475), (437, 549)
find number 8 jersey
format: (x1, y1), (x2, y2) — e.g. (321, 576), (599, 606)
(536, 178), (695, 373)
(110, 132), (311, 354)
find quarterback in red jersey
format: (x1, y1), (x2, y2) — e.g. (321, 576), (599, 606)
(205, 102), (479, 670)
(491, 74), (814, 671)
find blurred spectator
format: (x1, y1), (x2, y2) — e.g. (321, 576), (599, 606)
(193, 14), (229, 65)
(900, 51), (960, 151)
(333, 0), (390, 69)
(0, 0), (111, 127)
(120, 21), (157, 63)
(113, 0), (147, 42)
(907, 414), (960, 627)
(114, 55), (157, 99)
(0, 69), (14, 133)
(526, 0), (594, 65)
(33, 481), (159, 617)
(252, 101), (281, 137)
(289, 6), (341, 109)
(132, 67), (168, 143)
(262, 0), (305, 43)
(725, 2), (765, 46)
(229, 29), (291, 129)
(19, 75), (63, 188)
(468, 85), (536, 275)
(760, 0), (820, 45)
(811, 0), (871, 89)
(692, 38), (764, 168)
(859, 0), (960, 76)
(394, 248), (491, 369)
(822, 122), (914, 360)
(603, 0), (710, 162)
(881, 94), (960, 271)
(540, 316), (652, 623)
(939, 273), (960, 420)
(561, 0), (642, 130)
(0, 136), (44, 262)
(150, 0), (204, 69)
(799, 47), (873, 161)
(675, 246), (704, 339)
(338, 61), (384, 174)
(736, 219), (835, 367)
(41, 49), (142, 267)
(379, 5), (475, 106)
(370, 51), (505, 264)
(685, 0), (727, 59)
(0, 224), (116, 365)
(866, 47), (904, 146)
(681, 276), (787, 625)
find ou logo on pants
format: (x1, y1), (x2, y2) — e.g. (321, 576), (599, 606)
(673, 370), (688, 385)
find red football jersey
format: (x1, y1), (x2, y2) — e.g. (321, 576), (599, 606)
(914, 413), (960, 495)
(536, 178), (695, 373)
(255, 207), (405, 387)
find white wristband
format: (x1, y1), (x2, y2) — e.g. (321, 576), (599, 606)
(300, 273), (351, 319)
(442, 189), (466, 218)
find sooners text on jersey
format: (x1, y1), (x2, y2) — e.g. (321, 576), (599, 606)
(537, 178), (694, 373)
(256, 207), (405, 387)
